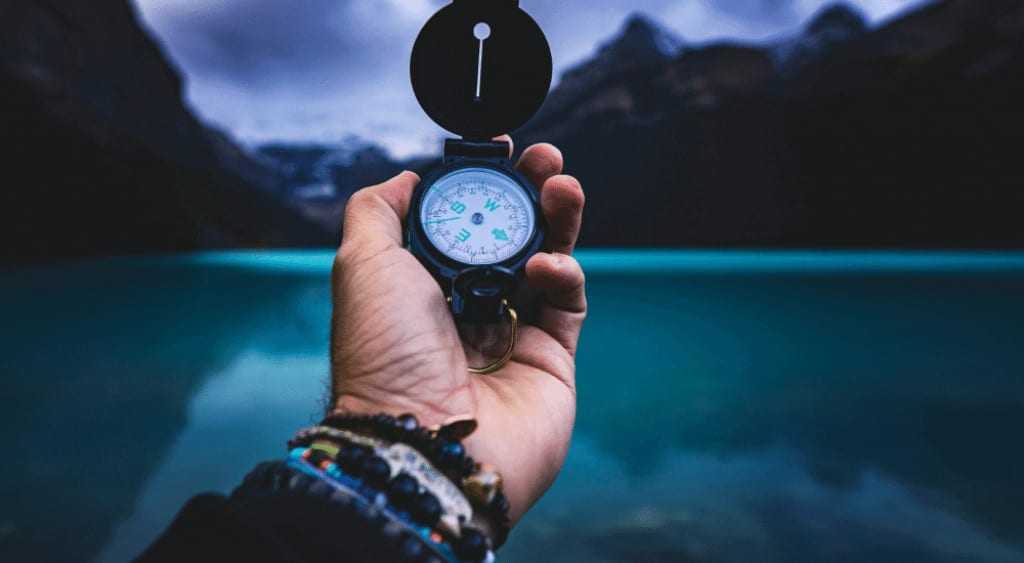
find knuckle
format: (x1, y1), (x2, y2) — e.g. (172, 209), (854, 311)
(573, 268), (587, 291)
(559, 255), (586, 286)
(343, 189), (389, 230)
(548, 176), (585, 212)
(346, 189), (374, 213)
(559, 176), (585, 205)
(343, 193), (365, 226)
(566, 259), (586, 291)
(571, 180), (586, 207)
(532, 144), (563, 172)
(336, 240), (362, 268)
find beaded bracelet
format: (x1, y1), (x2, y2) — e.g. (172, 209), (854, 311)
(293, 428), (473, 535)
(317, 413), (512, 545)
(291, 445), (494, 562)
(308, 413), (511, 546)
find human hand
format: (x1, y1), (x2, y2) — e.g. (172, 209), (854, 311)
(330, 139), (585, 525)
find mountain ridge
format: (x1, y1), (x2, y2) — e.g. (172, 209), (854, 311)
(0, 0), (331, 262)
(4, 0), (1023, 260)
(516, 0), (1024, 248)
(264, 0), (1024, 249)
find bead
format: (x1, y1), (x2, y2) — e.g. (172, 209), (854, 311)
(387, 473), (420, 507)
(397, 413), (419, 433)
(410, 490), (443, 527)
(410, 428), (432, 446)
(307, 449), (332, 468)
(336, 445), (369, 474)
(436, 441), (466, 469)
(454, 527), (489, 562)
(489, 491), (510, 517)
(438, 514), (461, 537)
(310, 440), (340, 458)
(463, 464), (503, 506)
(461, 456), (477, 477)
(362, 455), (392, 489)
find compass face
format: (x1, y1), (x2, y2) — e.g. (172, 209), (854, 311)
(420, 167), (536, 266)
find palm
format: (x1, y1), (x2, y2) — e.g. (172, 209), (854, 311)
(331, 142), (585, 523)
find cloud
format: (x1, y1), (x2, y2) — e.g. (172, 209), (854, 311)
(133, 0), (928, 158)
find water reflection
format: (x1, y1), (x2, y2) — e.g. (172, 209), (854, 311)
(97, 350), (326, 563)
(508, 439), (1022, 562)
(572, 274), (1024, 553)
(1, 253), (1022, 562)
(0, 260), (329, 562)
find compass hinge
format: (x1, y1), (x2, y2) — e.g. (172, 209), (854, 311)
(444, 139), (510, 161)
(451, 267), (516, 323)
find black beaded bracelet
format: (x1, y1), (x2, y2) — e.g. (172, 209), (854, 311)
(293, 443), (492, 562)
(234, 461), (468, 563)
(321, 413), (476, 479)
(319, 413), (512, 546)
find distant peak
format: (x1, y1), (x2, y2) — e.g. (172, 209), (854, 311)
(623, 13), (662, 35)
(611, 12), (684, 58)
(553, 11), (683, 97)
(806, 2), (868, 35)
(772, 1), (868, 71)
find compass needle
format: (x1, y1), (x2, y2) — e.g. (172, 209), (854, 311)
(473, 23), (491, 101)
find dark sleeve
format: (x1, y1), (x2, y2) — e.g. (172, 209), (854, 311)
(136, 462), (450, 563)
(134, 492), (290, 562)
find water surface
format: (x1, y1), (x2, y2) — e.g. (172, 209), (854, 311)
(1, 251), (1023, 562)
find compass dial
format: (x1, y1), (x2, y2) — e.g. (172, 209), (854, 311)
(420, 167), (536, 266)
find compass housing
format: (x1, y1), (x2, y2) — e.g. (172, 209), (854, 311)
(408, 152), (546, 322)
(406, 0), (552, 323)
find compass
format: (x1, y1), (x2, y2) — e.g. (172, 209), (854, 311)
(407, 0), (552, 330)
(420, 167), (536, 266)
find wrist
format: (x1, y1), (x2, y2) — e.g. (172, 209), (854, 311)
(463, 417), (571, 526)
(331, 395), (453, 429)
(326, 402), (529, 525)
(303, 412), (513, 549)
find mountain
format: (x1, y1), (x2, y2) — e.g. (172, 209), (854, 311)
(5, 0), (1023, 258)
(518, 0), (1024, 248)
(0, 0), (331, 263)
(255, 14), (692, 241)
(563, 13), (684, 82)
(257, 137), (408, 233)
(259, 137), (405, 202)
(774, 3), (869, 71)
(538, 14), (685, 138)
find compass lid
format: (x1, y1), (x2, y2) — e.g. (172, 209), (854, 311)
(411, 0), (552, 141)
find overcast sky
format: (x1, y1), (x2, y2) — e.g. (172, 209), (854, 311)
(134, 0), (927, 158)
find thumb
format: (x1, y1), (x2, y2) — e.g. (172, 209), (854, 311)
(341, 171), (420, 250)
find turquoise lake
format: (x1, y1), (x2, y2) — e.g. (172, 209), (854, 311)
(2, 250), (1024, 562)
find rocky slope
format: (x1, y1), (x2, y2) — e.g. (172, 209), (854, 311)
(518, 0), (1024, 248)
(0, 0), (330, 263)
